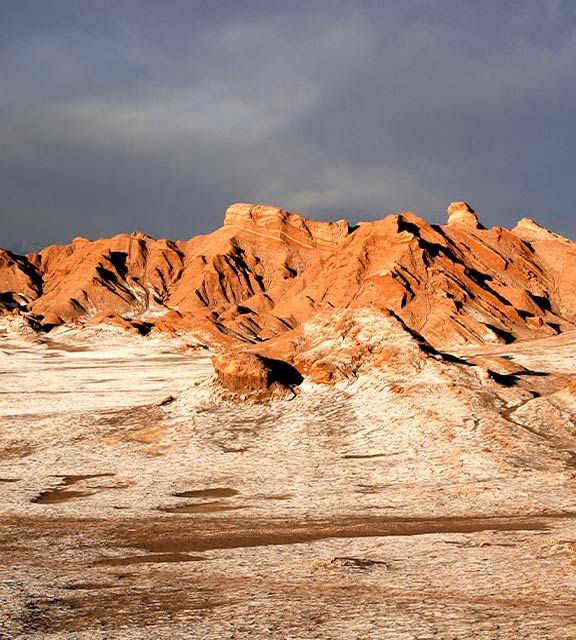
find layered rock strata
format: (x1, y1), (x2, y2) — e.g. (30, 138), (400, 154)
(1, 201), (575, 388)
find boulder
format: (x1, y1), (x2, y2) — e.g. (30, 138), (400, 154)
(212, 351), (303, 396)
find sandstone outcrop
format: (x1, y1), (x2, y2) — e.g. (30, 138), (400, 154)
(26, 233), (185, 325)
(0, 249), (42, 311)
(447, 201), (482, 229)
(212, 350), (303, 396)
(512, 218), (576, 320)
(223, 202), (350, 250)
(165, 203), (350, 342)
(271, 206), (573, 347)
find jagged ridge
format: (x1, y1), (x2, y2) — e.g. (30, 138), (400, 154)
(1, 202), (575, 354)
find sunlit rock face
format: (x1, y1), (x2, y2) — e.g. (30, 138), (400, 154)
(446, 201), (481, 228)
(0, 248), (42, 312)
(212, 349), (302, 397)
(1, 200), (576, 371)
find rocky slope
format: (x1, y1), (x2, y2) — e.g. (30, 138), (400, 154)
(2, 201), (575, 388)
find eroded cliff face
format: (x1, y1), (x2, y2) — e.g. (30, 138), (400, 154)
(1, 201), (575, 384)
(0, 249), (42, 312)
(165, 203), (350, 342)
(25, 233), (185, 327)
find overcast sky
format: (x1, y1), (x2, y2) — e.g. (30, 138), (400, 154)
(1, 1), (576, 251)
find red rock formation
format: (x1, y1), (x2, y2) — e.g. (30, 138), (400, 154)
(26, 233), (185, 325)
(166, 203), (350, 341)
(271, 207), (572, 347)
(512, 218), (576, 320)
(212, 349), (303, 396)
(447, 201), (482, 229)
(1, 200), (575, 361)
(0, 249), (42, 312)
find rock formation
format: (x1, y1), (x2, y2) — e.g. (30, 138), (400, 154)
(0, 249), (42, 312)
(446, 201), (482, 229)
(1, 200), (575, 389)
(512, 217), (576, 320)
(25, 233), (185, 327)
(212, 350), (303, 397)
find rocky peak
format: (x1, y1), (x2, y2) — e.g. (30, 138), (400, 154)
(447, 202), (481, 229)
(513, 217), (569, 243)
(223, 202), (350, 252)
(130, 231), (155, 241)
(224, 202), (285, 227)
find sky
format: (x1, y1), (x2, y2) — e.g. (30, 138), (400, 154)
(1, 0), (576, 252)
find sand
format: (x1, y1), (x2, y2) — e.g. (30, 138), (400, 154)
(1, 323), (576, 638)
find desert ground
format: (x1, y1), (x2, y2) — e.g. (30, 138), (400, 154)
(2, 322), (576, 639)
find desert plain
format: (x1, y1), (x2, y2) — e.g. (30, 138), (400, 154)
(1, 317), (576, 639)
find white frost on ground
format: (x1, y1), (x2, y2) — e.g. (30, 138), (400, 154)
(1, 320), (576, 638)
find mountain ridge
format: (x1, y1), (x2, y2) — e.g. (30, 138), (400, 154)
(2, 202), (575, 368)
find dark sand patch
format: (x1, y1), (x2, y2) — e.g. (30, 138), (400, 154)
(64, 583), (117, 591)
(173, 487), (239, 499)
(325, 556), (391, 570)
(134, 514), (554, 553)
(32, 473), (115, 504)
(4, 512), (570, 553)
(3, 512), (566, 556)
(33, 489), (96, 504)
(40, 340), (90, 353)
(161, 501), (244, 514)
(343, 452), (400, 459)
(354, 486), (384, 494)
(0, 478), (20, 483)
(54, 473), (115, 484)
(0, 444), (34, 460)
(96, 553), (205, 566)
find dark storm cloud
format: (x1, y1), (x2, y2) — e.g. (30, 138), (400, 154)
(1, 0), (576, 251)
